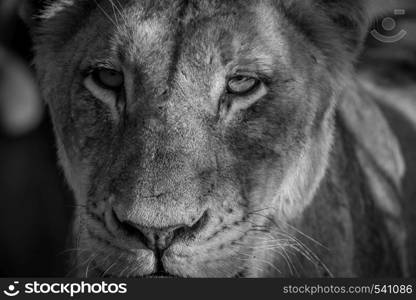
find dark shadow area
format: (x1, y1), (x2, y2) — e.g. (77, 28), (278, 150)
(0, 1), (74, 276)
(0, 117), (74, 276)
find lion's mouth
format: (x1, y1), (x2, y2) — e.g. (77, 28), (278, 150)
(94, 258), (246, 278)
(97, 263), (247, 278)
(141, 271), (179, 278)
(100, 269), (180, 278)
(94, 259), (179, 278)
(141, 261), (179, 278)
(97, 266), (179, 278)
(86, 213), (251, 278)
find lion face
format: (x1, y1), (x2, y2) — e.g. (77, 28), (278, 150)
(34, 0), (368, 277)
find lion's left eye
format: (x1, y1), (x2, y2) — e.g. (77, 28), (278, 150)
(227, 76), (260, 95)
(84, 67), (124, 108)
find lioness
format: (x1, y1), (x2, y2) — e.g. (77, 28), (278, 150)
(24, 0), (415, 277)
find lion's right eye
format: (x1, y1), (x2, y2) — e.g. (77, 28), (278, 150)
(90, 68), (124, 91)
(227, 75), (260, 96)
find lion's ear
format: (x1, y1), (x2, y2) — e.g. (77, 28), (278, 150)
(316, 0), (397, 53)
(282, 0), (373, 59)
(317, 0), (371, 55)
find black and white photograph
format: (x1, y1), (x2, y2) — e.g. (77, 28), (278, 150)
(0, 0), (415, 287)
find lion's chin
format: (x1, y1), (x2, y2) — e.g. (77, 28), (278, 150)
(89, 263), (244, 278)
(79, 248), (248, 278)
(81, 224), (254, 278)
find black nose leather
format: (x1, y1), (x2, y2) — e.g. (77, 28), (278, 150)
(112, 209), (202, 251)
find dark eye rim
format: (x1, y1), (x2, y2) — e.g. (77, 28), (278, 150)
(90, 68), (124, 91)
(226, 75), (262, 96)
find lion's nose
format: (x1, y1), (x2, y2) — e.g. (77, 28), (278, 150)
(111, 208), (206, 251)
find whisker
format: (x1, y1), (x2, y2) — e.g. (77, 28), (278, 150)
(94, 0), (118, 28)
(112, 0), (135, 42)
(102, 253), (123, 277)
(85, 255), (96, 278)
(229, 244), (282, 276)
(118, 264), (131, 277)
(281, 221), (329, 250)
(66, 252), (94, 277)
(57, 247), (90, 257)
(237, 213), (334, 277)
(107, 0), (120, 27)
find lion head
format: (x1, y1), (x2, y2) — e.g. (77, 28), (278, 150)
(32, 0), (376, 277)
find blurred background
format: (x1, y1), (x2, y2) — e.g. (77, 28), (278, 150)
(0, 0), (73, 277)
(0, 1), (415, 277)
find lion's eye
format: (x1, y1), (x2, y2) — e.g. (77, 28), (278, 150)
(227, 76), (260, 95)
(91, 68), (124, 90)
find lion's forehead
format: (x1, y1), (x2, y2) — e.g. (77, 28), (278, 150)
(43, 0), (286, 63)
(112, 1), (282, 63)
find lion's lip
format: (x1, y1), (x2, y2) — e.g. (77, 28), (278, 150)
(90, 249), (181, 278)
(87, 224), (251, 278)
(92, 252), (246, 278)
(99, 267), (180, 278)
(140, 271), (179, 278)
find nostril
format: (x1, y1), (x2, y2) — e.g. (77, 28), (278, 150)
(190, 210), (209, 232)
(171, 211), (209, 240)
(111, 208), (122, 224)
(164, 224), (188, 244)
(124, 221), (153, 248)
(111, 209), (151, 246)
